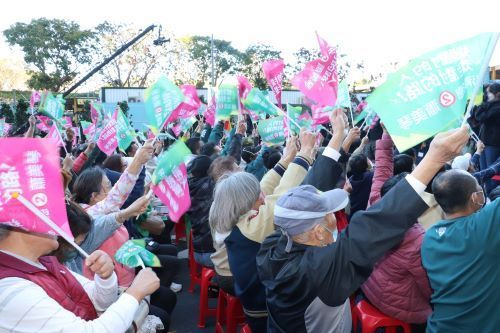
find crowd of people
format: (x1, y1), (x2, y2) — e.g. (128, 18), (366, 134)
(0, 82), (499, 333)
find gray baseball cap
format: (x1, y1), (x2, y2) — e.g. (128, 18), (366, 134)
(274, 185), (349, 252)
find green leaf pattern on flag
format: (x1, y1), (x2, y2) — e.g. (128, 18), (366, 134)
(144, 76), (184, 133)
(287, 104), (312, 135)
(335, 81), (351, 108)
(114, 240), (161, 268)
(242, 88), (280, 117)
(258, 116), (285, 145)
(152, 140), (191, 184)
(367, 33), (496, 152)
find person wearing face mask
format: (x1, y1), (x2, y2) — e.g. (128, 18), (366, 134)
(256, 126), (470, 332)
(421, 169), (500, 332)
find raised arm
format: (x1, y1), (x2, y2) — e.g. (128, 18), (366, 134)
(314, 126), (470, 306)
(368, 127), (394, 205)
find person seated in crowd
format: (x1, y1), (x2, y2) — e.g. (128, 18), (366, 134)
(209, 131), (316, 332)
(362, 172), (431, 328)
(393, 153), (415, 175)
(422, 169), (500, 332)
(0, 226), (160, 333)
(256, 126), (469, 332)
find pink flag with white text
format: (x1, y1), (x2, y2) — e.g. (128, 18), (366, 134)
(97, 112), (118, 156)
(151, 163), (191, 223)
(204, 94), (216, 127)
(176, 85), (202, 119)
(47, 124), (64, 147)
(0, 138), (73, 239)
(291, 45), (338, 106)
(262, 59), (285, 107)
(316, 31), (330, 58)
(311, 105), (334, 125)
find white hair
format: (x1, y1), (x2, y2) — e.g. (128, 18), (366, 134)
(209, 172), (261, 234)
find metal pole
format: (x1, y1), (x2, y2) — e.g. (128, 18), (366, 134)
(63, 25), (156, 97)
(211, 34), (215, 87)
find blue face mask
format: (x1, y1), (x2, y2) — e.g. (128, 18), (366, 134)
(321, 224), (338, 242)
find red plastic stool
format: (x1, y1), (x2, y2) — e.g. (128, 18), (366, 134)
(240, 324), (252, 333)
(174, 216), (186, 244)
(188, 230), (202, 293)
(197, 267), (217, 328)
(215, 289), (246, 333)
(354, 300), (412, 333)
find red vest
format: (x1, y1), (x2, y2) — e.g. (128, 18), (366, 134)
(0, 252), (98, 320)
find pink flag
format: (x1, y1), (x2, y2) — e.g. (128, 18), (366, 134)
(151, 164), (191, 223)
(36, 116), (51, 132)
(147, 129), (155, 140)
(173, 85), (202, 120)
(0, 138), (73, 238)
(62, 116), (73, 128)
(315, 31), (330, 58)
(262, 59), (285, 107)
(47, 124), (64, 147)
(97, 115), (118, 156)
(204, 95), (216, 127)
(291, 46), (338, 106)
(90, 102), (102, 124)
(29, 91), (41, 109)
(237, 76), (252, 99)
(311, 105), (333, 125)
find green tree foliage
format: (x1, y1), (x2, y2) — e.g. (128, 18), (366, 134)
(0, 102), (15, 123)
(240, 44), (282, 90)
(181, 36), (242, 88)
(3, 18), (96, 92)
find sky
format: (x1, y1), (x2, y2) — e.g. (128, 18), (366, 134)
(1, 0), (499, 89)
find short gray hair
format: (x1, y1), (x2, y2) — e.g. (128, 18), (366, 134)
(209, 172), (261, 234)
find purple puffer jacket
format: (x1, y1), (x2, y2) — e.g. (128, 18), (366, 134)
(361, 223), (432, 323)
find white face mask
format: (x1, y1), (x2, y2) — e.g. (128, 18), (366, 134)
(487, 92), (495, 102)
(472, 190), (485, 208)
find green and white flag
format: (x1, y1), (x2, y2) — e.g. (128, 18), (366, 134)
(114, 240), (161, 268)
(39, 92), (64, 121)
(116, 110), (136, 151)
(242, 88), (280, 117)
(258, 116), (285, 145)
(367, 33), (497, 152)
(216, 85), (239, 121)
(335, 81), (351, 109)
(152, 140), (192, 185)
(144, 76), (184, 134)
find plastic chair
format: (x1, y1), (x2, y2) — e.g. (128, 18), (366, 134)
(240, 324), (252, 333)
(174, 216), (186, 244)
(215, 289), (246, 333)
(197, 267), (217, 328)
(353, 300), (412, 333)
(188, 229), (202, 293)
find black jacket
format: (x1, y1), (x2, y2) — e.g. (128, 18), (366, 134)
(474, 100), (500, 147)
(186, 175), (215, 253)
(257, 178), (429, 332)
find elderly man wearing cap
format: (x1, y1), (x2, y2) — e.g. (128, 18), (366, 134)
(256, 126), (471, 332)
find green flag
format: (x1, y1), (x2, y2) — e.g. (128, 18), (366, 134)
(367, 33), (497, 152)
(114, 240), (161, 268)
(258, 116), (285, 145)
(144, 76), (184, 134)
(39, 92), (64, 121)
(242, 88), (280, 117)
(335, 80), (351, 109)
(180, 117), (196, 133)
(286, 104), (312, 135)
(215, 85), (239, 121)
(116, 110), (136, 151)
(152, 140), (191, 184)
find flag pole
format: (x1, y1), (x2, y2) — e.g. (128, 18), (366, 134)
(55, 124), (69, 155)
(12, 193), (89, 258)
(136, 255), (146, 269)
(461, 33), (499, 127)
